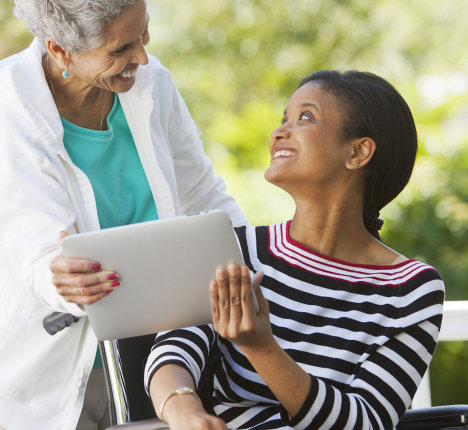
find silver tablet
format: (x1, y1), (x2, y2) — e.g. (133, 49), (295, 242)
(62, 210), (244, 340)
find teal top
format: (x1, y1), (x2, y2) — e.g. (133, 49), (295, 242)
(62, 94), (158, 368)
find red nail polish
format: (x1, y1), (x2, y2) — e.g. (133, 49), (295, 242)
(91, 263), (101, 271)
(108, 273), (117, 280)
(110, 280), (120, 287)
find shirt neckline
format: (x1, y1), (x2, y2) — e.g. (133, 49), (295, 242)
(61, 93), (118, 137)
(280, 220), (415, 271)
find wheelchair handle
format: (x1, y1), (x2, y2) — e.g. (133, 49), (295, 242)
(43, 311), (82, 335)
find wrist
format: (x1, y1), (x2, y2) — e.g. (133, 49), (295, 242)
(159, 386), (203, 422)
(241, 335), (278, 360)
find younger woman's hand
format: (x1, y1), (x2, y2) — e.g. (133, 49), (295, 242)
(50, 231), (120, 305)
(210, 264), (273, 352)
(167, 409), (228, 430)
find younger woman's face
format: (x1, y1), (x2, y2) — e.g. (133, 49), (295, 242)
(67, 0), (150, 93)
(265, 81), (351, 194)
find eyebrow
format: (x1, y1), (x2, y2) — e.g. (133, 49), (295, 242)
(283, 102), (320, 117)
(301, 102), (320, 113)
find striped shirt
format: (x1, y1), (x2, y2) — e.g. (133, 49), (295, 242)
(145, 222), (444, 429)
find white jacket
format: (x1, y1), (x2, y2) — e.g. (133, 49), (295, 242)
(0, 39), (247, 430)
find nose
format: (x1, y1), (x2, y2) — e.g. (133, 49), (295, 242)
(270, 123), (290, 141)
(132, 41), (149, 66)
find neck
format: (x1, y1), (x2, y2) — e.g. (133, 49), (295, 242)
(286, 186), (399, 266)
(289, 196), (368, 257)
(43, 54), (113, 130)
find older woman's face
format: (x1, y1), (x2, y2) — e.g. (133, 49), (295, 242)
(68, 0), (149, 93)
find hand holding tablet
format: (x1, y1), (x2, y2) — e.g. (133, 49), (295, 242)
(62, 210), (248, 340)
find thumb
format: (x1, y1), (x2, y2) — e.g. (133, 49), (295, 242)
(251, 271), (268, 312)
(59, 230), (68, 244)
(251, 271), (264, 288)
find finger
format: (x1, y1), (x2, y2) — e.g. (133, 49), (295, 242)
(239, 266), (259, 328)
(252, 271), (268, 313)
(50, 255), (102, 274)
(251, 271), (264, 288)
(239, 265), (255, 317)
(55, 277), (119, 298)
(227, 263), (242, 328)
(216, 268), (230, 333)
(52, 270), (119, 289)
(62, 290), (112, 306)
(210, 279), (220, 331)
(59, 230), (68, 244)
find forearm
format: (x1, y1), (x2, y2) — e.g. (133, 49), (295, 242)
(242, 340), (311, 418)
(149, 364), (204, 422)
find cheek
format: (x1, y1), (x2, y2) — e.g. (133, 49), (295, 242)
(99, 56), (120, 76)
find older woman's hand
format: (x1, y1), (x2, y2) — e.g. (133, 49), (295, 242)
(50, 231), (120, 305)
(210, 264), (273, 353)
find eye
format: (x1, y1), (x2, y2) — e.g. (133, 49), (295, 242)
(299, 112), (314, 121)
(112, 44), (130, 55)
(281, 117), (287, 125)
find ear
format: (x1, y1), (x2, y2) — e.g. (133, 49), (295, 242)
(345, 137), (376, 171)
(45, 38), (70, 70)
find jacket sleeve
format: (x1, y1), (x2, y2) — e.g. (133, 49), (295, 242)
(0, 110), (85, 316)
(165, 75), (248, 227)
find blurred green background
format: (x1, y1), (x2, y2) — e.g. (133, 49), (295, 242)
(1, 0), (467, 406)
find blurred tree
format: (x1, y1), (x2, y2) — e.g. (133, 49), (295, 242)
(1, 0), (467, 406)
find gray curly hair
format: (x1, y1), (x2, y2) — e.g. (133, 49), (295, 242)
(14, 0), (141, 55)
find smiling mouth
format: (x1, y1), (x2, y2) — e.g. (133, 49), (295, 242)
(273, 149), (296, 159)
(118, 68), (138, 78)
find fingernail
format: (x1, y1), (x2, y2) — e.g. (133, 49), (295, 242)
(217, 268), (226, 281)
(228, 264), (238, 276)
(91, 263), (101, 271)
(110, 280), (120, 287)
(105, 291), (113, 295)
(108, 273), (117, 280)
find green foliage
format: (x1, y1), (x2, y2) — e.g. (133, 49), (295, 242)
(431, 341), (468, 405)
(1, 0), (467, 407)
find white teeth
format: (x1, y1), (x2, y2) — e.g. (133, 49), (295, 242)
(274, 150), (295, 158)
(119, 69), (137, 78)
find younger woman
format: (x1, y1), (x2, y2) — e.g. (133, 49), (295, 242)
(145, 71), (444, 430)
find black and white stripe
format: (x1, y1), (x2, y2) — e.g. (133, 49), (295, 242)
(145, 222), (444, 429)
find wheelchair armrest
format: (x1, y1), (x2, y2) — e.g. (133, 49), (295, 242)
(397, 405), (468, 429)
(105, 418), (169, 430)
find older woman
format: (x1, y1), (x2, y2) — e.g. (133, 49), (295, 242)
(145, 71), (445, 430)
(0, 0), (245, 429)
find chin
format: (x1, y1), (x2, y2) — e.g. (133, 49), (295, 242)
(264, 167), (282, 186)
(110, 77), (136, 93)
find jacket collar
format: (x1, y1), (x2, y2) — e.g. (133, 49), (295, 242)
(8, 39), (65, 152)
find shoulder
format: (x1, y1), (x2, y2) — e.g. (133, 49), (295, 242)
(0, 48), (25, 77)
(0, 41), (39, 97)
(396, 259), (445, 327)
(398, 259), (444, 292)
(0, 53), (22, 105)
(234, 224), (268, 245)
(234, 224), (271, 267)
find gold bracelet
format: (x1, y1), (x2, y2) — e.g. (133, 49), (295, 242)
(159, 386), (202, 422)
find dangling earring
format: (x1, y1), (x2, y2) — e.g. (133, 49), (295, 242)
(62, 66), (70, 79)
